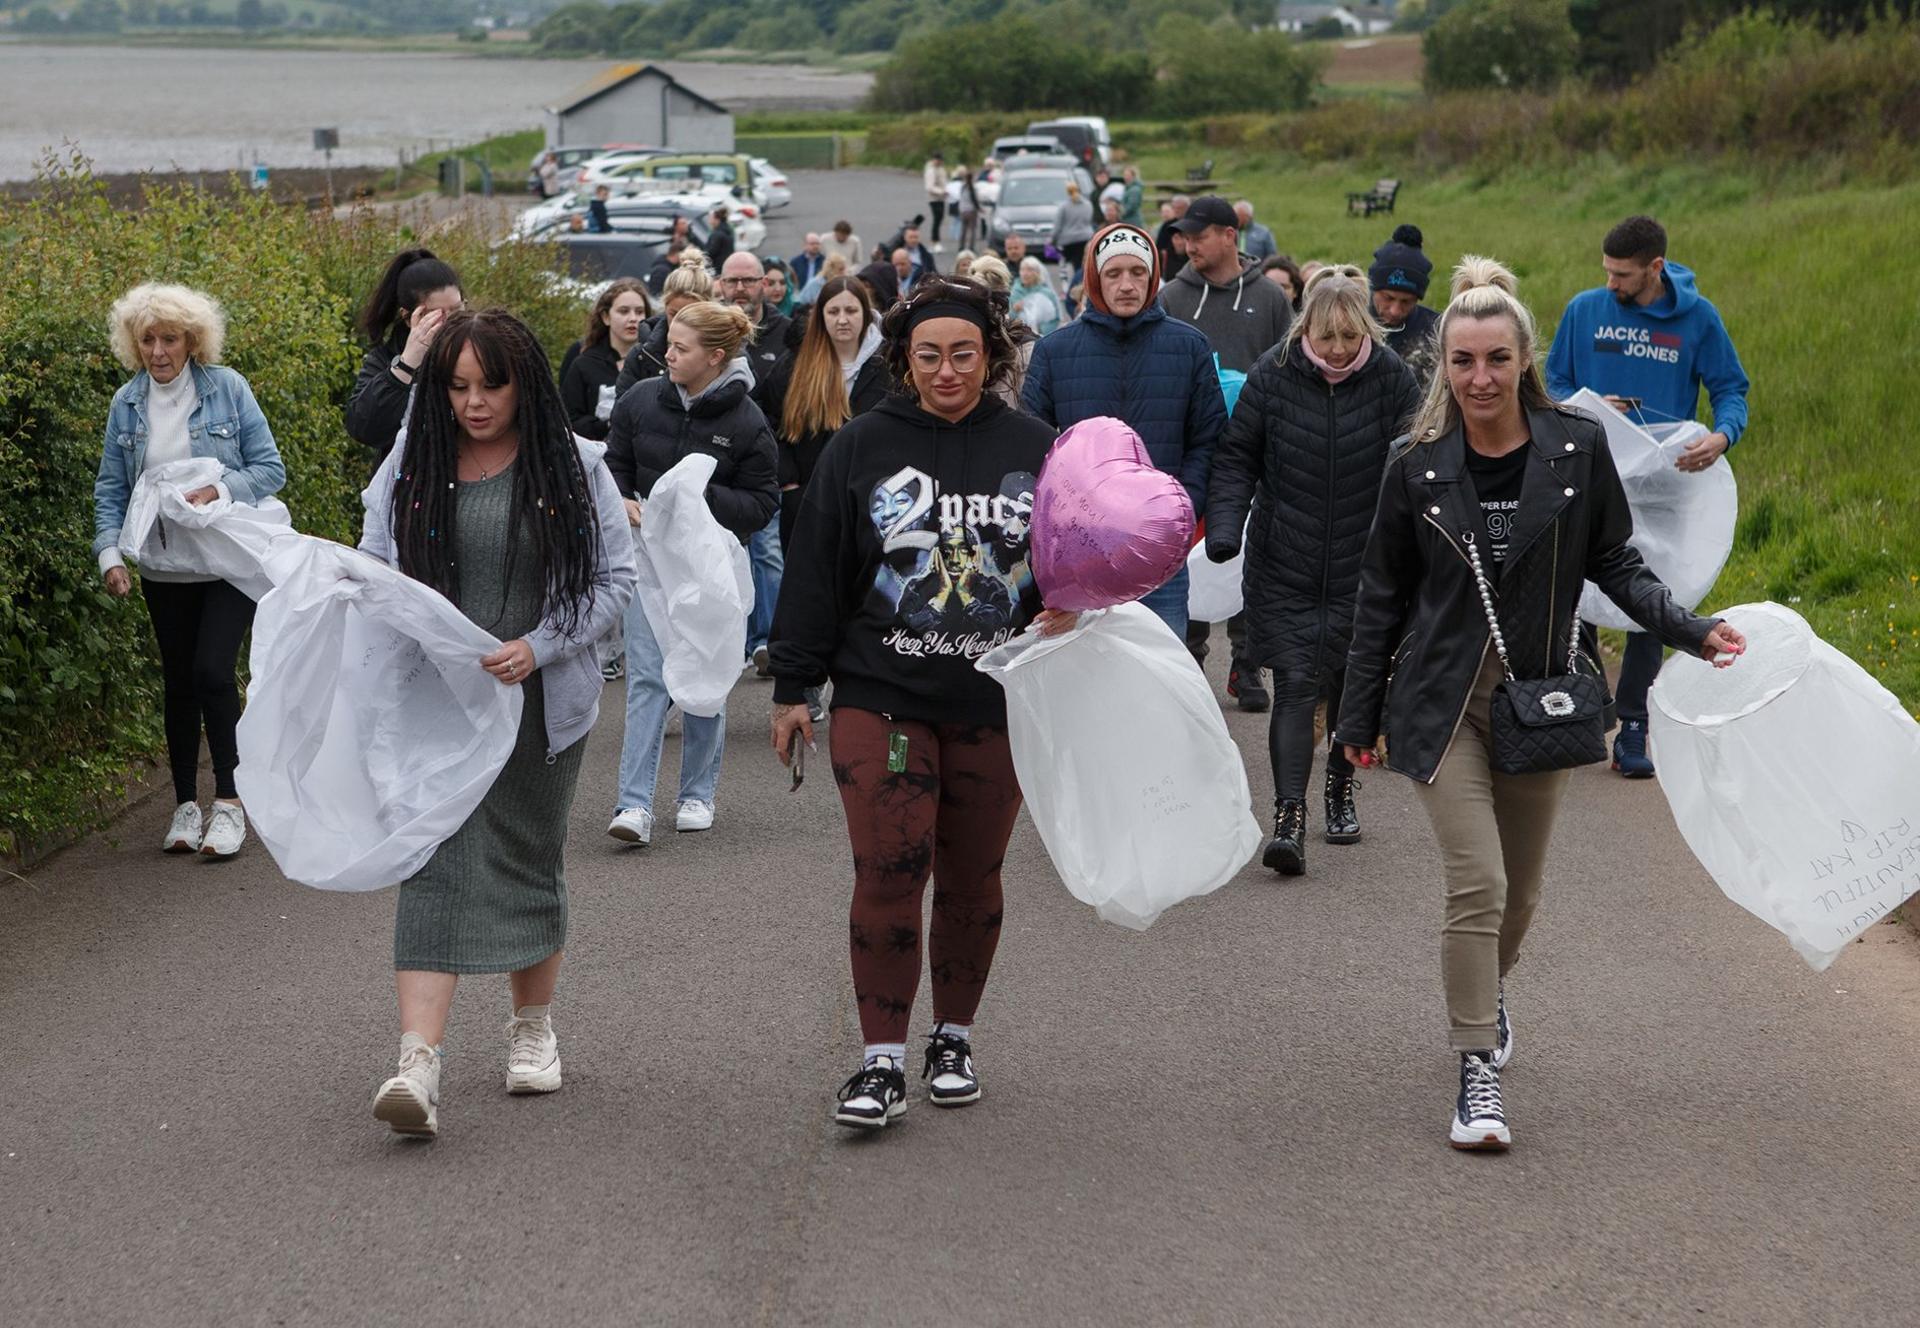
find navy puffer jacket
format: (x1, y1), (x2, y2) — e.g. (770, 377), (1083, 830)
(1205, 339), (1419, 677)
(1019, 303), (1224, 511)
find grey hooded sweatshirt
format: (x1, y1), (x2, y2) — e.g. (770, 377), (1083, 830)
(1161, 255), (1294, 375)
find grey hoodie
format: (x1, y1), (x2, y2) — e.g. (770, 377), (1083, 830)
(1161, 255), (1294, 375)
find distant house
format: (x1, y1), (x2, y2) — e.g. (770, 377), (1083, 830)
(545, 64), (735, 154)
(1274, 3), (1395, 35)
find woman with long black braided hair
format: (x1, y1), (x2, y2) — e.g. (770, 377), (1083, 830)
(359, 307), (636, 1140)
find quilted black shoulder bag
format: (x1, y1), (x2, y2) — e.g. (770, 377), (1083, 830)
(1465, 534), (1608, 775)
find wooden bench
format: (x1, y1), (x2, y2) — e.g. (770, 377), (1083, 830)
(1347, 178), (1400, 217)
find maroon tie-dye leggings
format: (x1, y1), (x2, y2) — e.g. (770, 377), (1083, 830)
(830, 707), (1025, 1044)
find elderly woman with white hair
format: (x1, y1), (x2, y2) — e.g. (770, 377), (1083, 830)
(1008, 256), (1064, 336)
(1204, 265), (1419, 878)
(92, 282), (285, 859)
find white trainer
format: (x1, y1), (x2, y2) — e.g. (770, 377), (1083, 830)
(675, 799), (715, 833)
(199, 801), (246, 859)
(372, 1033), (442, 1138)
(163, 802), (203, 854)
(607, 806), (653, 845)
(506, 1005), (562, 1094)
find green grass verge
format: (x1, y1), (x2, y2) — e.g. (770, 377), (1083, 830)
(1131, 150), (1920, 712)
(391, 128), (547, 197)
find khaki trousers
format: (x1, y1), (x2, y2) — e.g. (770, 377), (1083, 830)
(1414, 646), (1572, 1052)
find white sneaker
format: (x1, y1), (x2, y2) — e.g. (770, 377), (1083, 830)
(675, 799), (715, 833)
(607, 806), (653, 845)
(163, 801), (203, 854)
(506, 1005), (562, 1094)
(199, 802), (245, 859)
(372, 1033), (442, 1138)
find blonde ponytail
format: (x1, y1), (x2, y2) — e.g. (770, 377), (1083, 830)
(1408, 254), (1556, 443)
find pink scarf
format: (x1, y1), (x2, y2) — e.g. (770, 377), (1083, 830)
(1301, 334), (1373, 385)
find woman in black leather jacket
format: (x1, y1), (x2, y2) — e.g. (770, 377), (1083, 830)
(1334, 257), (1745, 1154)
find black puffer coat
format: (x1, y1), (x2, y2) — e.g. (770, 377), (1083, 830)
(604, 362), (779, 541)
(1205, 339), (1419, 677)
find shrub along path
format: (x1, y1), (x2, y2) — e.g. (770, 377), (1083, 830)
(4, 646), (1919, 1325)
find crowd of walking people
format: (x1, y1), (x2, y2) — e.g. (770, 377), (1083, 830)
(93, 160), (1750, 1152)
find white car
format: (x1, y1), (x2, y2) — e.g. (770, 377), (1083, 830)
(572, 148), (671, 190)
(749, 157), (792, 211)
(512, 184), (766, 252)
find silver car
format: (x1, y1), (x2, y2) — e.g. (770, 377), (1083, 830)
(987, 170), (1085, 249)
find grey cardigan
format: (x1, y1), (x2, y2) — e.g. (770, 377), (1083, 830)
(360, 438), (637, 760)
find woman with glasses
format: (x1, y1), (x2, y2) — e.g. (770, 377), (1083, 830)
(769, 275), (1074, 1131)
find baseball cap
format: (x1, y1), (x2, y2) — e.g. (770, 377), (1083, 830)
(1172, 195), (1238, 234)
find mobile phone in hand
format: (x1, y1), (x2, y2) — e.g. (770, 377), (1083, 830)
(789, 730), (805, 791)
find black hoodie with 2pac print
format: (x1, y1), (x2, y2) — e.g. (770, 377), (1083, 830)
(769, 392), (1056, 727)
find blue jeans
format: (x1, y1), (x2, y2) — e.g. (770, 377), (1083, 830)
(615, 596), (726, 813)
(1138, 564), (1189, 640)
(746, 514), (783, 656)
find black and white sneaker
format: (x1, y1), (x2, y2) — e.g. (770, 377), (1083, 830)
(1492, 989), (1514, 1070)
(922, 1028), (980, 1107)
(1450, 1052), (1511, 1151)
(833, 1056), (907, 1130)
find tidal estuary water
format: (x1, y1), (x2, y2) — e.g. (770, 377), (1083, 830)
(0, 41), (872, 183)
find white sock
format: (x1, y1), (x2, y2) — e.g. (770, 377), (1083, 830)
(932, 1022), (971, 1043)
(514, 1004), (551, 1024)
(863, 1042), (906, 1069)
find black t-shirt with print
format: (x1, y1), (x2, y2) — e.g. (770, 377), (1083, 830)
(1465, 443), (1528, 579)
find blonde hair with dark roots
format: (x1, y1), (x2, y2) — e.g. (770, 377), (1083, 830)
(1408, 255), (1556, 443)
(1285, 264), (1385, 351)
(109, 282), (226, 371)
(661, 248), (714, 304)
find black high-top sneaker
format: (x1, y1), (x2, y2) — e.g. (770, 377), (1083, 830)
(1450, 1052), (1512, 1151)
(1324, 769), (1361, 844)
(1261, 798), (1307, 876)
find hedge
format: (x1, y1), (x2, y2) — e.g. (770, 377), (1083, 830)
(0, 155), (588, 859)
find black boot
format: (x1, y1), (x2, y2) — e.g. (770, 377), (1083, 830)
(1261, 798), (1306, 876)
(1324, 769), (1361, 845)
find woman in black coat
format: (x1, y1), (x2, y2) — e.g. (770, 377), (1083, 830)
(559, 279), (650, 440)
(1206, 265), (1419, 876)
(346, 249), (462, 458)
(603, 301), (779, 847)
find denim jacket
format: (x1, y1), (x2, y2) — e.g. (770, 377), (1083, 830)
(92, 362), (287, 559)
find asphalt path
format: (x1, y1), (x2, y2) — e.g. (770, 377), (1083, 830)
(5, 635), (1920, 1327)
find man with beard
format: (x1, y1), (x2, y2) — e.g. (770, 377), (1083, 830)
(1546, 213), (1750, 781)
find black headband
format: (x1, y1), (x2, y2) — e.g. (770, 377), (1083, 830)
(903, 298), (991, 338)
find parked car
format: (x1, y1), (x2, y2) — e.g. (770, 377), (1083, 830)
(990, 135), (1069, 164)
(527, 144), (655, 196)
(582, 152), (767, 211)
(1000, 154), (1095, 191)
(749, 156), (792, 211)
(987, 169), (1084, 249)
(513, 184), (766, 251)
(1026, 117), (1112, 170)
(536, 231), (675, 284)
(571, 147), (679, 191)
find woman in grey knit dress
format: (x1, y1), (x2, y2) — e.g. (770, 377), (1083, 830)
(359, 308), (636, 1139)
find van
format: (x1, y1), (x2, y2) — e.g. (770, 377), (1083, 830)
(597, 153), (765, 209)
(1026, 117), (1112, 170)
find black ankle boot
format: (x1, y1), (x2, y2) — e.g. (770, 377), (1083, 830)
(1262, 798), (1306, 876)
(1324, 770), (1361, 844)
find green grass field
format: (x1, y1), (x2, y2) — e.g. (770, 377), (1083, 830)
(1133, 151), (1920, 710)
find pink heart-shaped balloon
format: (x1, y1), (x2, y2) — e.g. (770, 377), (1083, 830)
(1032, 416), (1195, 612)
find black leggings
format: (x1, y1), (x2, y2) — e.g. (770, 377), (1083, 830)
(1268, 667), (1352, 802)
(927, 199), (946, 243)
(141, 579), (256, 803)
